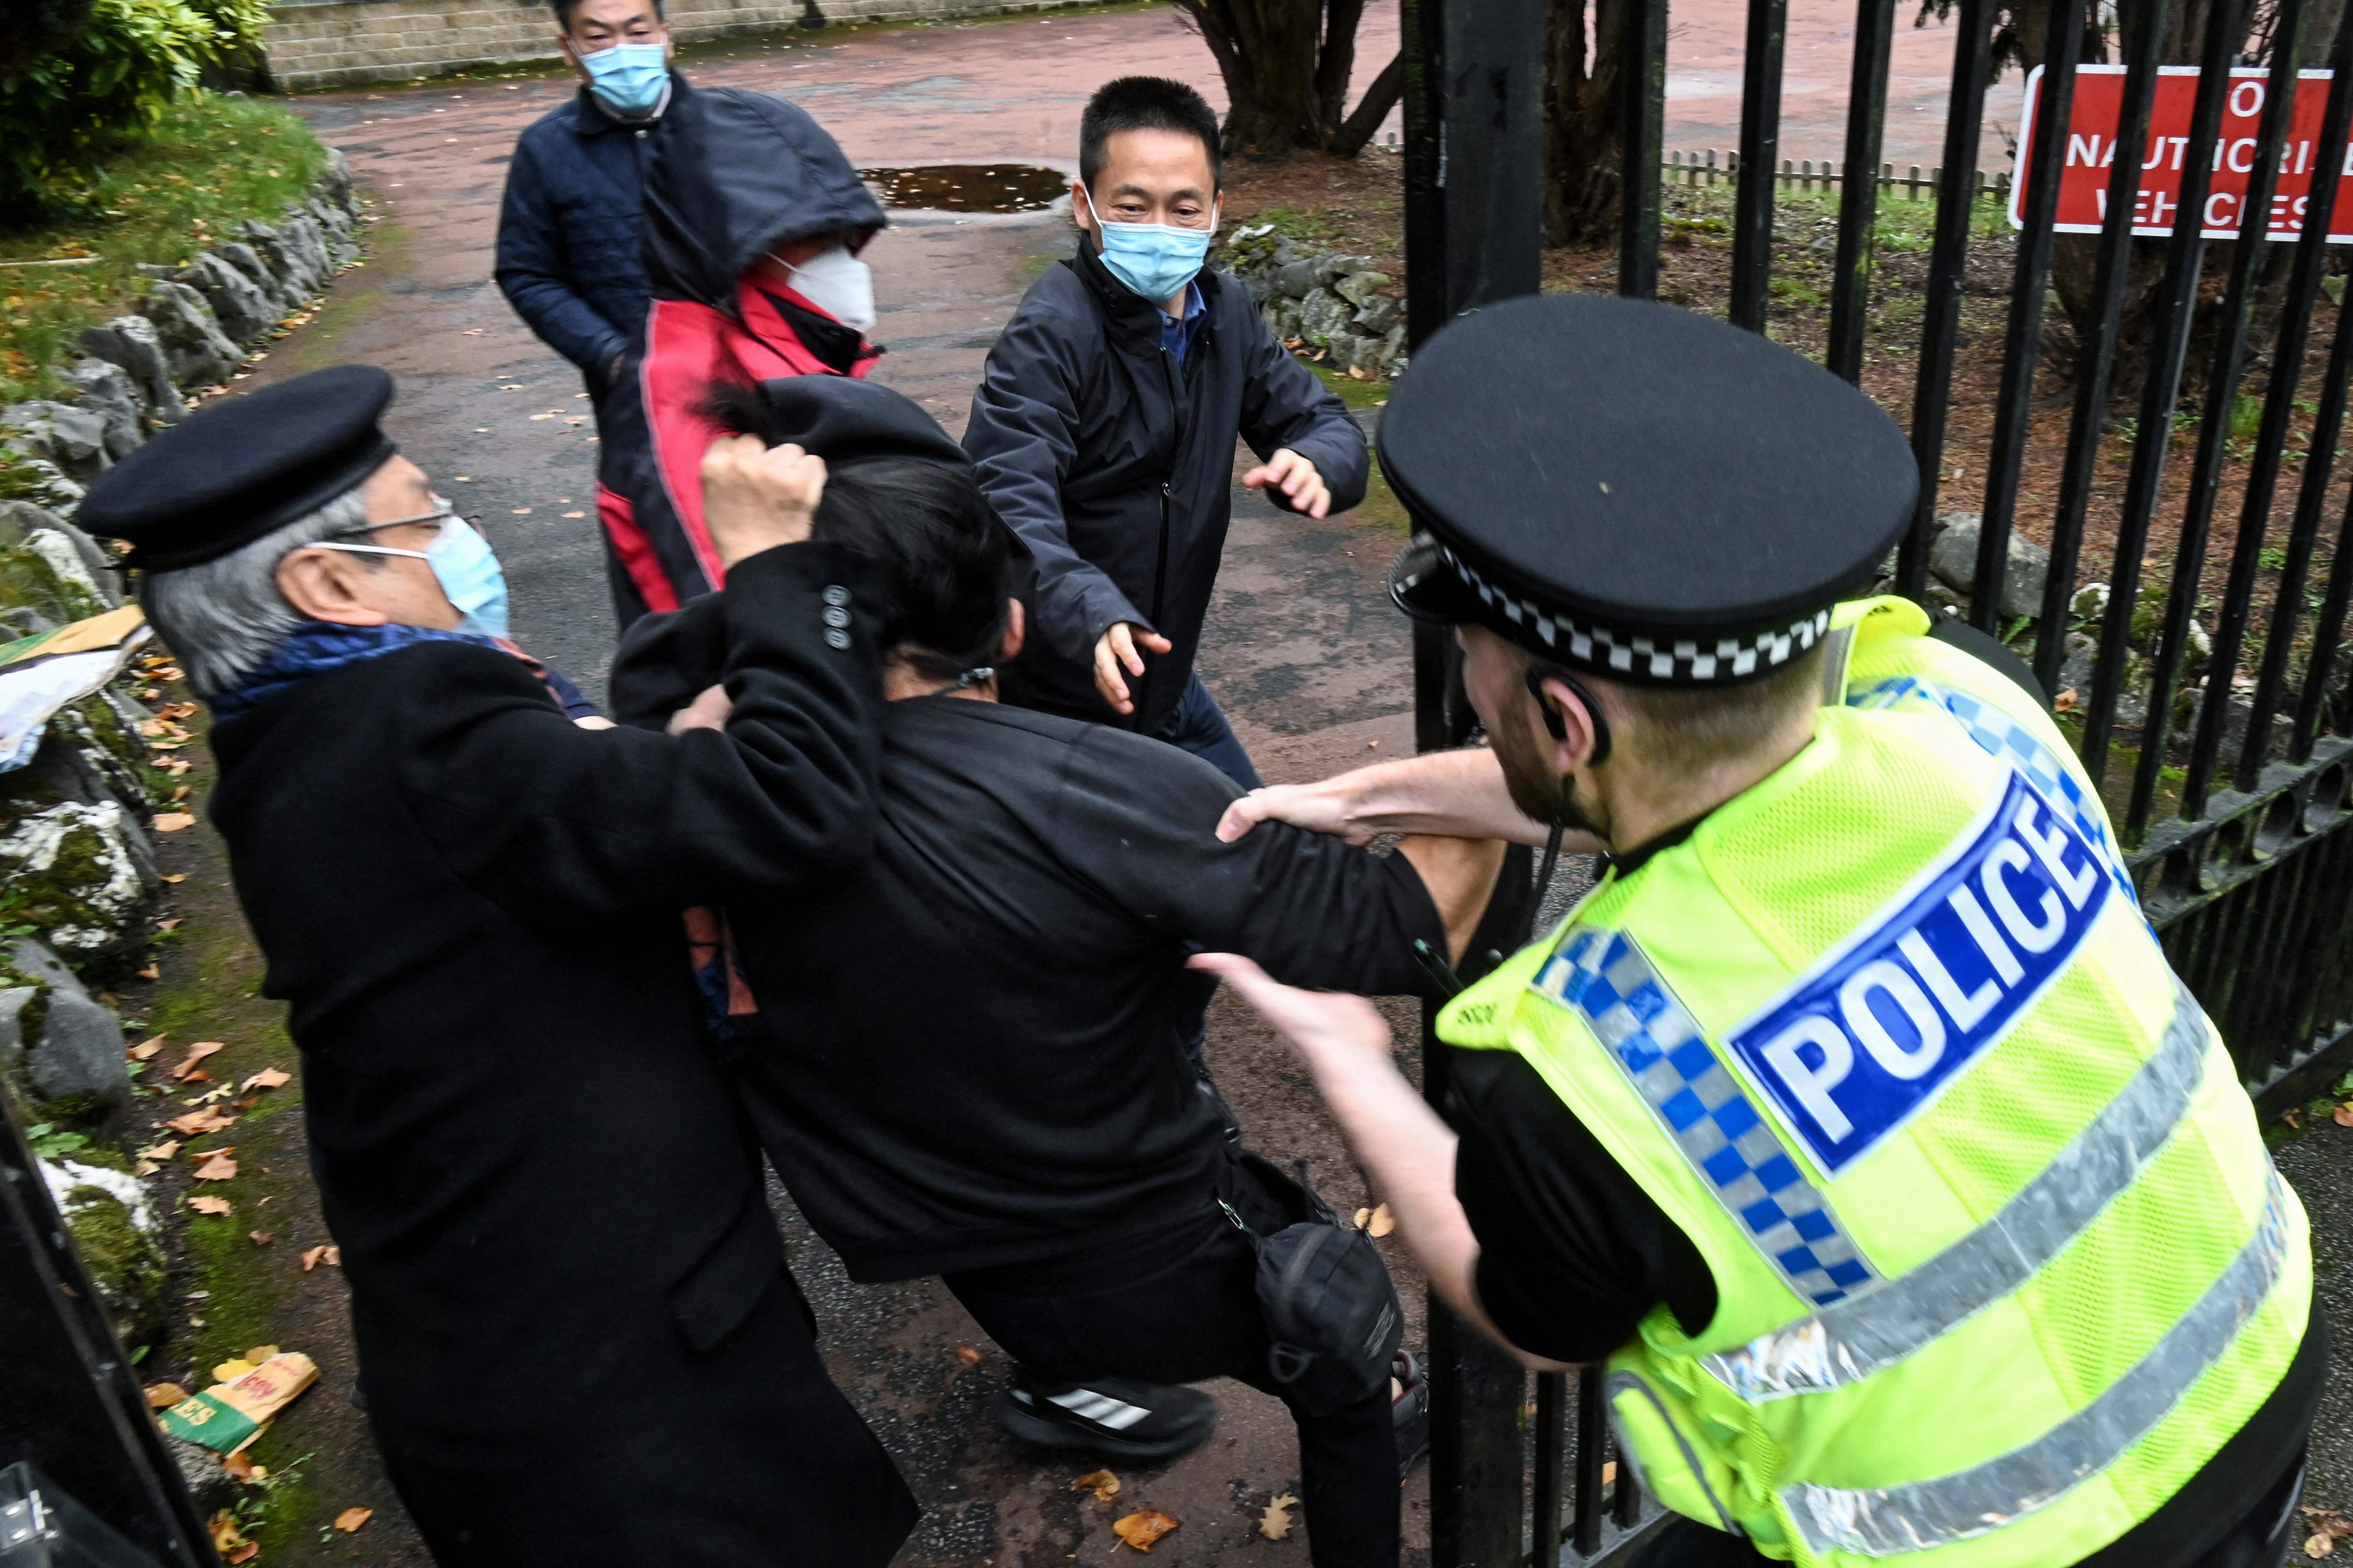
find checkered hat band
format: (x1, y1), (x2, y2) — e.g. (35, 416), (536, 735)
(1847, 675), (2140, 909)
(1531, 928), (1879, 1308)
(1441, 547), (1832, 685)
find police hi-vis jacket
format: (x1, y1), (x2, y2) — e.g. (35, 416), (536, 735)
(1439, 596), (2309, 1568)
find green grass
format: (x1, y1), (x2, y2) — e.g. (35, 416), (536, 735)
(0, 91), (325, 406)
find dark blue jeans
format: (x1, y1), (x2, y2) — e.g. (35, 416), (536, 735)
(1154, 670), (1263, 791)
(1152, 672), (1258, 1069)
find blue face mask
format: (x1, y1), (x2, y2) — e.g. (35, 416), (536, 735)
(1079, 185), (1216, 305)
(314, 510), (512, 641)
(579, 40), (668, 117)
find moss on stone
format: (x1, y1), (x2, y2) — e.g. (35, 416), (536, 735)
(0, 541), (98, 624)
(59, 1182), (167, 1348)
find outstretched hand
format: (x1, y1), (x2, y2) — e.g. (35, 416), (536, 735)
(1188, 953), (1393, 1070)
(1242, 448), (1332, 519)
(701, 435), (827, 569)
(1215, 780), (1376, 845)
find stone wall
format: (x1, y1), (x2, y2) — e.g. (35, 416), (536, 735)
(263, 0), (1101, 91)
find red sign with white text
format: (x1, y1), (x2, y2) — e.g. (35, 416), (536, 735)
(2011, 65), (2353, 240)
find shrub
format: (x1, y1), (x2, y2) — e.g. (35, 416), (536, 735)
(0, 0), (268, 224)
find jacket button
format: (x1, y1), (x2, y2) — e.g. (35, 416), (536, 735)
(823, 606), (850, 629)
(822, 585), (850, 607)
(825, 628), (851, 650)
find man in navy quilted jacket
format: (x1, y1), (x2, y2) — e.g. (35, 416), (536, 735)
(495, 0), (686, 415)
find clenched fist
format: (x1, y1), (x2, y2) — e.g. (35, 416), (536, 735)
(701, 434), (828, 569)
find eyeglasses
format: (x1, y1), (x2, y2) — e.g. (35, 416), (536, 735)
(302, 501), (457, 563)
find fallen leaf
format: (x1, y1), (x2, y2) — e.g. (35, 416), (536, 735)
(152, 812), (196, 832)
(250, 1230), (274, 1246)
(137, 965), (160, 982)
(1071, 1470), (1120, 1503)
(129, 1036), (164, 1061)
(953, 1345), (981, 1366)
(334, 1507), (373, 1533)
(207, 1510), (247, 1555)
(221, 1448), (267, 1482)
(2335, 1104), (2353, 1127)
(227, 1545), (258, 1564)
(2310, 1533), (2335, 1560)
(235, 1098), (259, 1111)
(145, 1381), (189, 1408)
(246, 1344), (280, 1362)
(212, 1358), (257, 1383)
(562, 509), (586, 518)
(2054, 688), (2081, 714)
(187, 1195), (232, 1215)
(302, 1244), (341, 1271)
(135, 1160), (160, 1177)
(192, 1152), (239, 1181)
(1368, 1203), (1395, 1237)
(1260, 1492), (1298, 1541)
(139, 1140), (181, 1162)
(242, 1067), (291, 1092)
(167, 1107), (233, 1135)
(181, 1069), (210, 1084)
(1113, 1511), (1179, 1553)
(161, 873), (187, 883)
(170, 1041), (225, 1080)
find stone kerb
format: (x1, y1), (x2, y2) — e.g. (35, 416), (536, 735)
(1, 150), (366, 510)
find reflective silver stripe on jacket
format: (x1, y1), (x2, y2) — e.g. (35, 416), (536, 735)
(1702, 978), (2212, 1403)
(1783, 1169), (2291, 1558)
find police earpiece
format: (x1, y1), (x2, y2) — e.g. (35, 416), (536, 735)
(1525, 668), (1613, 767)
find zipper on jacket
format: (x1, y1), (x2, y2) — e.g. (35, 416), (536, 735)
(1137, 342), (1187, 733)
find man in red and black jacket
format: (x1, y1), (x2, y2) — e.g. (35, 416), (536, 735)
(596, 86), (888, 627)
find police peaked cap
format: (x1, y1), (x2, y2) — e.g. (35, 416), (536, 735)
(78, 365), (398, 572)
(1381, 294), (1917, 686)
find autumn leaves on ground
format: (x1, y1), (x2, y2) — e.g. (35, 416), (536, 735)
(116, 707), (429, 1563)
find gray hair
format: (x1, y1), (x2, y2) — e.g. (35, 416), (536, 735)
(137, 487), (386, 700)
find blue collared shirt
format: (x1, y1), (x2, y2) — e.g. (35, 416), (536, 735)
(1160, 282), (1207, 365)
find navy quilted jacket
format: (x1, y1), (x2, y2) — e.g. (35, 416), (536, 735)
(494, 75), (688, 395)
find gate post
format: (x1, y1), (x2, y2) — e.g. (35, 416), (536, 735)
(1398, 0), (1546, 1559)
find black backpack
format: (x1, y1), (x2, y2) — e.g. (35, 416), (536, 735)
(1222, 1153), (1404, 1417)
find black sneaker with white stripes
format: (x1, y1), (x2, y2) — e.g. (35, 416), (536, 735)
(994, 1373), (1221, 1460)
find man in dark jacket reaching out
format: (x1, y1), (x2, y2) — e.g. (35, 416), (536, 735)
(76, 365), (916, 1568)
(965, 76), (1368, 790)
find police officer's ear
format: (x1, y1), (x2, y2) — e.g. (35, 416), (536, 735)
(1524, 666), (1614, 770)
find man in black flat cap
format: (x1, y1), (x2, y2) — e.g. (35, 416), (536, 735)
(76, 364), (917, 1568)
(1201, 293), (2319, 1568)
(608, 373), (1524, 1568)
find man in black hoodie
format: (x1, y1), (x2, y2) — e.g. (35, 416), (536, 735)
(595, 86), (889, 627)
(963, 77), (1368, 789)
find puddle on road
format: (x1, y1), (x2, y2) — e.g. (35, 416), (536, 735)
(860, 164), (1067, 213)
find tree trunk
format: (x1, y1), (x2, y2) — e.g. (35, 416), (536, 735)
(1176, 0), (1365, 155)
(1542, 0), (1630, 244)
(1330, 49), (1404, 155)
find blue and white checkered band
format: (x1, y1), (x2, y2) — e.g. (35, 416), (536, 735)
(1437, 545), (1833, 684)
(1848, 674), (2139, 910)
(1531, 928), (1881, 1307)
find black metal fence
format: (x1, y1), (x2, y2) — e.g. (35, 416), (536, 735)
(1402, 0), (2353, 1553)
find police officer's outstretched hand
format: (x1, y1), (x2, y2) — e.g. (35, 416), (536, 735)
(1188, 953), (1390, 1069)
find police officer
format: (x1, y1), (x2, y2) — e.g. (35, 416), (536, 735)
(1198, 293), (2323, 1568)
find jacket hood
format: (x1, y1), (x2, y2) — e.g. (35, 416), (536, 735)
(643, 86), (886, 311)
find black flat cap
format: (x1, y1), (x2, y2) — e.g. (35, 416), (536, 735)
(78, 365), (398, 572)
(1381, 294), (1915, 686)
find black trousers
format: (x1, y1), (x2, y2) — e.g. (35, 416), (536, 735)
(944, 1163), (1399, 1568)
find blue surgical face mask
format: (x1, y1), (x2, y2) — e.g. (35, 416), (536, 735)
(1079, 185), (1216, 305)
(314, 508), (512, 641)
(579, 40), (668, 117)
